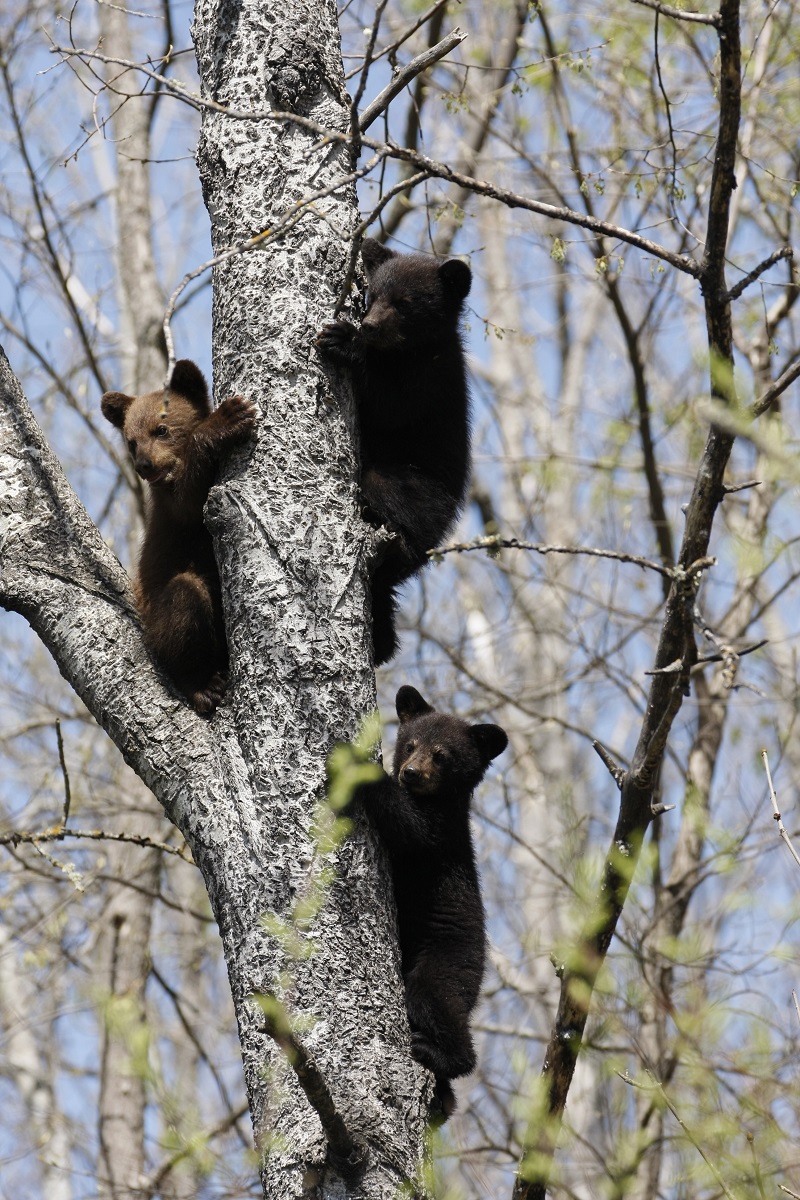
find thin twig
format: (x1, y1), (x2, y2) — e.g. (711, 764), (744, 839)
(343, 0), (453, 77)
(359, 28), (468, 131)
(620, 1072), (741, 1200)
(142, 1104), (250, 1192)
(349, 0), (389, 160)
(761, 749), (800, 870)
(50, 44), (265, 120)
(723, 478), (761, 494)
(653, 12), (680, 208)
(0, 826), (192, 860)
(429, 534), (676, 577)
(54, 719), (72, 826)
(645, 638), (767, 673)
(630, 0), (721, 24)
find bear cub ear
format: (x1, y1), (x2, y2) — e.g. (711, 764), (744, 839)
(439, 258), (472, 302)
(100, 391), (134, 429)
(396, 685), (435, 724)
(361, 238), (396, 276)
(470, 723), (508, 764)
(169, 360), (210, 411)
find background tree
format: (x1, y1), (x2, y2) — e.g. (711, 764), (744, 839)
(1, 1), (799, 1198)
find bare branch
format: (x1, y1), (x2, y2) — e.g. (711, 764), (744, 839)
(751, 356), (800, 418)
(723, 478), (761, 494)
(359, 27), (468, 132)
(49, 44), (702, 277)
(630, 0), (721, 25)
(356, 133), (700, 276)
(348, 0), (390, 162)
(344, 0), (454, 75)
(430, 534), (675, 577)
(592, 741), (625, 789)
(761, 749), (800, 871)
(54, 720), (72, 826)
(645, 637), (767, 673)
(726, 245), (794, 302)
(0, 825), (192, 860)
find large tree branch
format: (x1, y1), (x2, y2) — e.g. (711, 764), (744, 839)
(0, 346), (218, 828)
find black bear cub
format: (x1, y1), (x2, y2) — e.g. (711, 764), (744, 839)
(355, 685), (507, 1116)
(101, 360), (256, 715)
(316, 238), (472, 665)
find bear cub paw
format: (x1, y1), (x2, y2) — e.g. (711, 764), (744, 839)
(316, 320), (357, 365)
(217, 394), (258, 438)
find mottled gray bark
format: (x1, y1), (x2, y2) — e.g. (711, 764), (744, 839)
(190, 0), (429, 1192)
(0, 0), (431, 1192)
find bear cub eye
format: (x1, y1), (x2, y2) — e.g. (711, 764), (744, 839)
(405, 741), (416, 754)
(127, 439), (136, 454)
(154, 424), (170, 438)
(432, 749), (448, 765)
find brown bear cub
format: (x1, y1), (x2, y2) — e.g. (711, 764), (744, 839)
(353, 685), (507, 1117)
(316, 238), (472, 665)
(101, 360), (256, 715)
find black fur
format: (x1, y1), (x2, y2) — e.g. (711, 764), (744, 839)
(317, 239), (472, 664)
(355, 685), (507, 1116)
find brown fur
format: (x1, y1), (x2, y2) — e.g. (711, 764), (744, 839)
(101, 360), (256, 714)
(316, 239), (472, 664)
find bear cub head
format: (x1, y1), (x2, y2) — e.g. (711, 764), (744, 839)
(393, 685), (507, 797)
(359, 238), (471, 351)
(101, 360), (210, 486)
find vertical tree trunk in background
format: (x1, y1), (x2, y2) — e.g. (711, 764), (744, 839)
(96, 848), (157, 1200)
(97, 1), (168, 393)
(0, 927), (72, 1200)
(94, 9), (171, 1193)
